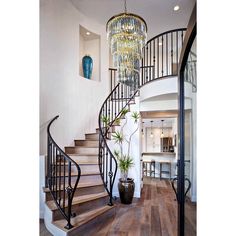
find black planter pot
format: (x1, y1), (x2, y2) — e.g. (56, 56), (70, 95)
(118, 178), (135, 204)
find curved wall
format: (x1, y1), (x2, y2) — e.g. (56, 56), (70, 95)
(140, 77), (193, 111)
(40, 0), (110, 154)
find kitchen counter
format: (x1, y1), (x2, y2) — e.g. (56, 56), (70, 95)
(142, 152), (176, 156)
(142, 152), (177, 178)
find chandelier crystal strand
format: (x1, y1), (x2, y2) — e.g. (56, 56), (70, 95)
(107, 1), (147, 90)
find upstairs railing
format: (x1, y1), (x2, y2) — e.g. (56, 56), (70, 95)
(47, 115), (81, 229)
(98, 83), (138, 205)
(109, 28), (187, 92)
(141, 28), (186, 85)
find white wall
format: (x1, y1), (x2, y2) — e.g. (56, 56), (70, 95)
(39, 155), (46, 219)
(109, 99), (141, 198)
(146, 127), (161, 152)
(40, 0), (110, 155)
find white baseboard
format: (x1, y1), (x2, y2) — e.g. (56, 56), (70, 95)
(191, 195), (197, 202)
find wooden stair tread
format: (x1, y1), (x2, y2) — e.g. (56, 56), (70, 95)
(65, 146), (98, 149)
(68, 154), (98, 156)
(53, 205), (114, 232)
(47, 191), (108, 210)
(43, 181), (103, 193)
(56, 162), (98, 165)
(51, 170), (100, 177)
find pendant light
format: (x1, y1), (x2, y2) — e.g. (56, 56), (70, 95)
(106, 0), (147, 89)
(150, 120), (153, 138)
(161, 120), (164, 138)
(142, 121), (144, 137)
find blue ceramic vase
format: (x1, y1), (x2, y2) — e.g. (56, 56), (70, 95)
(82, 55), (93, 79)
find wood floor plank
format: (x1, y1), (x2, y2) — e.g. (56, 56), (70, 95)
(41, 177), (196, 236)
(151, 206), (162, 236)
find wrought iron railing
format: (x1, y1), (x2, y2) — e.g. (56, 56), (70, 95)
(141, 28), (187, 85)
(98, 82), (138, 205)
(109, 28), (187, 92)
(104, 29), (188, 203)
(47, 115), (81, 229)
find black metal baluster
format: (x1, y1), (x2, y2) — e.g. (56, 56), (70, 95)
(141, 58), (144, 86)
(149, 42), (151, 81)
(146, 45), (148, 83)
(153, 38), (156, 79)
(52, 145), (55, 193)
(102, 146), (105, 181)
(108, 155), (113, 206)
(166, 33), (168, 76)
(176, 31), (178, 72)
(46, 137), (50, 187)
(110, 69), (112, 92)
(157, 37), (159, 78)
(118, 85), (120, 115)
(59, 152), (62, 206)
(47, 140), (50, 188)
(121, 83), (124, 109)
(55, 149), (58, 200)
(162, 35), (164, 77)
(106, 148), (108, 187)
(114, 90), (117, 120)
(171, 32), (173, 75)
(63, 158), (66, 210)
(143, 45), (146, 83)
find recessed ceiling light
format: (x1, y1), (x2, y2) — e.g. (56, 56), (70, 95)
(174, 5), (180, 11)
(159, 42), (162, 46)
(86, 32), (90, 35)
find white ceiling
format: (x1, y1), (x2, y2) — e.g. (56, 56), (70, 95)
(71, 0), (196, 40)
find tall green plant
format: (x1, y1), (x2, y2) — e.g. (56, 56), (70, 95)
(112, 109), (140, 181)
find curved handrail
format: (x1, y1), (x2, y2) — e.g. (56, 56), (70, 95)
(146, 28), (187, 44)
(47, 115), (81, 229)
(109, 28), (187, 92)
(98, 83), (138, 205)
(141, 28), (187, 86)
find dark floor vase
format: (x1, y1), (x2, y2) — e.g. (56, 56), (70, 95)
(82, 55), (93, 79)
(118, 178), (135, 204)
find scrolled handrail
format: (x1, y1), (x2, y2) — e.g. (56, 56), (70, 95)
(47, 115), (81, 229)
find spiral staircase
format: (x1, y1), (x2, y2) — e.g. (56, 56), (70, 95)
(42, 28), (197, 236)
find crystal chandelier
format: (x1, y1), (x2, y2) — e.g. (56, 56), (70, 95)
(106, 0), (147, 89)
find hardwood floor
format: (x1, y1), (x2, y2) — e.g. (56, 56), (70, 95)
(40, 177), (196, 236)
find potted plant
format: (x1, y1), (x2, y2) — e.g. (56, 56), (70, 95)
(112, 108), (140, 204)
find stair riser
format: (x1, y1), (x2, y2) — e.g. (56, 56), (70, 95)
(85, 133), (111, 140)
(55, 164), (99, 173)
(65, 147), (99, 155)
(97, 126), (116, 134)
(74, 140), (99, 147)
(52, 196), (109, 221)
(69, 155), (98, 164)
(68, 206), (116, 236)
(45, 185), (105, 201)
(85, 134), (99, 140)
(50, 174), (101, 186)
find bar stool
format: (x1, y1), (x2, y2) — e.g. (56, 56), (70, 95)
(143, 161), (148, 176)
(159, 160), (171, 180)
(149, 160), (155, 178)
